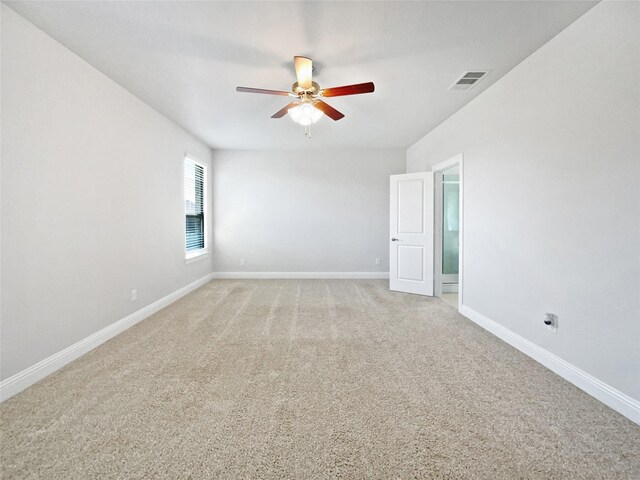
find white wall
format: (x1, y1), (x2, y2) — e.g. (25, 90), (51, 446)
(212, 149), (405, 274)
(407, 1), (640, 401)
(1, 5), (213, 380)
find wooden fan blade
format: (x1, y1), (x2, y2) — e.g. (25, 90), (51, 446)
(320, 82), (375, 97)
(236, 86), (293, 96)
(271, 102), (299, 119)
(314, 100), (344, 121)
(294, 56), (313, 89)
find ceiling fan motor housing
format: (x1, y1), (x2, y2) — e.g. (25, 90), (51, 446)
(292, 81), (320, 96)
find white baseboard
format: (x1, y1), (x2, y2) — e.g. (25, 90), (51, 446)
(0, 273), (215, 403)
(9, 277), (633, 426)
(442, 284), (459, 293)
(459, 305), (640, 425)
(211, 271), (390, 279)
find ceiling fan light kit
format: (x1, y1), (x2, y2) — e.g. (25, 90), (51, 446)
(236, 56), (375, 138)
(288, 103), (323, 126)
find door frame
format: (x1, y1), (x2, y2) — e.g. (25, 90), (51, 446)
(432, 153), (464, 309)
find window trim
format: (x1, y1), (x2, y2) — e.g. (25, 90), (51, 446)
(184, 154), (209, 263)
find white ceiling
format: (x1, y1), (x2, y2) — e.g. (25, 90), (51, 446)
(5, 1), (596, 150)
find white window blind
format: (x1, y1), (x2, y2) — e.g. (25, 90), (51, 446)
(184, 158), (205, 252)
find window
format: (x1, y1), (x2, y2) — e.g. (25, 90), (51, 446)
(184, 156), (207, 260)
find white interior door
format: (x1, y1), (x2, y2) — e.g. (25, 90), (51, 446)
(389, 172), (434, 295)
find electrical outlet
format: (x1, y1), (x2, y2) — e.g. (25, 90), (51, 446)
(375, 258), (381, 266)
(240, 258), (246, 266)
(544, 313), (558, 333)
(131, 289), (137, 302)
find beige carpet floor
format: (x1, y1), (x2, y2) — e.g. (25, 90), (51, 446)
(1, 279), (639, 479)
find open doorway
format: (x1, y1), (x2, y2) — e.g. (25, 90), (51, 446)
(433, 154), (463, 309)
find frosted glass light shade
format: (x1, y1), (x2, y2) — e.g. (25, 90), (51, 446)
(288, 103), (323, 126)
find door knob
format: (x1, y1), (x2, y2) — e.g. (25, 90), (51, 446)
(391, 238), (399, 241)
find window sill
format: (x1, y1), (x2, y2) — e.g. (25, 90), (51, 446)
(185, 250), (210, 264)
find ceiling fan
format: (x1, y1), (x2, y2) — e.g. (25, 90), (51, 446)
(236, 56), (374, 137)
